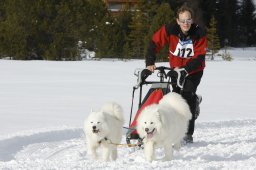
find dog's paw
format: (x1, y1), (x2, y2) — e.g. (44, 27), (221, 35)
(173, 142), (181, 150)
(145, 153), (154, 162)
(102, 157), (110, 162)
(161, 156), (172, 162)
(88, 149), (98, 160)
(89, 154), (98, 160)
(145, 157), (153, 162)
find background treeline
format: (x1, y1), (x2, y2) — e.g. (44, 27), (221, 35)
(0, 0), (255, 60)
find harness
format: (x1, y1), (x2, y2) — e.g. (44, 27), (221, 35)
(98, 137), (108, 145)
(98, 137), (143, 147)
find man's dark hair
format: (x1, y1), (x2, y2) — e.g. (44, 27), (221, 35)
(176, 3), (194, 19)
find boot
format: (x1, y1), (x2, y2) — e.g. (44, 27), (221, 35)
(183, 134), (193, 144)
(195, 94), (202, 119)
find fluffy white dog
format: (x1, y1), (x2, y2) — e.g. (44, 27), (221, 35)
(137, 92), (192, 162)
(84, 102), (124, 161)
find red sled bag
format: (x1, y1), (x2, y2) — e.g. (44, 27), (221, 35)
(126, 67), (175, 146)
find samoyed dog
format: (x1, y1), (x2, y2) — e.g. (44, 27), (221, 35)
(84, 102), (124, 161)
(137, 92), (192, 162)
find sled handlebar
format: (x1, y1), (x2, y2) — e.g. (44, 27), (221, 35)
(155, 66), (172, 72)
(141, 66), (172, 81)
(143, 66), (172, 83)
(155, 66), (172, 82)
(133, 66), (174, 89)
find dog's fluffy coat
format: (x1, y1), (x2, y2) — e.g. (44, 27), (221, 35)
(84, 102), (124, 161)
(137, 92), (192, 161)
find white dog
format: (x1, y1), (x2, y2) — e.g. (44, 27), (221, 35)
(84, 102), (124, 161)
(137, 92), (192, 162)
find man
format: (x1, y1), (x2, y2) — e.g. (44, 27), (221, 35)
(145, 4), (207, 143)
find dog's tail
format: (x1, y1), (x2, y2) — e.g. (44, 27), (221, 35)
(159, 92), (192, 120)
(101, 102), (124, 123)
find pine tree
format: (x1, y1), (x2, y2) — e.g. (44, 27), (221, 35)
(0, 0), (7, 57)
(139, 0), (159, 24)
(95, 15), (117, 58)
(86, 0), (110, 52)
(216, 0), (239, 46)
(200, 0), (217, 26)
(28, 0), (58, 60)
(0, 0), (34, 59)
(207, 15), (221, 60)
(128, 3), (148, 58)
(114, 5), (133, 59)
(238, 0), (256, 46)
(96, 4), (133, 59)
(145, 3), (174, 62)
(0, 0), (5, 21)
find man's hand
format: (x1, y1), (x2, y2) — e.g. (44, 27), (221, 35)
(174, 68), (188, 88)
(146, 65), (156, 73)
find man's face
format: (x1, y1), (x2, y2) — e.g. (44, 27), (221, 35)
(176, 11), (193, 34)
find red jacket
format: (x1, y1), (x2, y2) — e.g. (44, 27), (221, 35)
(146, 23), (207, 74)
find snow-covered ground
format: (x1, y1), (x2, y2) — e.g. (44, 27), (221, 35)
(0, 48), (256, 169)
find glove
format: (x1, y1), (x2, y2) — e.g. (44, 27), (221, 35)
(134, 69), (152, 89)
(174, 68), (188, 88)
(167, 69), (178, 78)
(141, 69), (152, 82)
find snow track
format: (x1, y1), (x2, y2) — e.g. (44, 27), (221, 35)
(0, 129), (82, 161)
(1, 120), (256, 170)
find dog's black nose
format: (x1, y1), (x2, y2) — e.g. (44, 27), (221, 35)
(145, 128), (149, 132)
(92, 126), (96, 130)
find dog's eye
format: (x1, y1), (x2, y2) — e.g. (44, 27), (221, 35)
(90, 122), (93, 124)
(97, 122), (100, 124)
(150, 122), (154, 124)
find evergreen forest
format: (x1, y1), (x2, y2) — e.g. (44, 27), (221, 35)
(0, 0), (255, 60)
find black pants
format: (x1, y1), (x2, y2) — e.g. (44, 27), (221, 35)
(172, 71), (203, 135)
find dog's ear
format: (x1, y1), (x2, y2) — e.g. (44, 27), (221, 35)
(101, 111), (108, 121)
(156, 108), (165, 124)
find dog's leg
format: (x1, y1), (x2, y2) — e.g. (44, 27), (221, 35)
(144, 142), (154, 162)
(173, 141), (181, 150)
(102, 145), (111, 161)
(111, 147), (117, 160)
(88, 144), (98, 160)
(163, 144), (173, 161)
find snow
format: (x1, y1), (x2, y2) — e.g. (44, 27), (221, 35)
(0, 48), (256, 169)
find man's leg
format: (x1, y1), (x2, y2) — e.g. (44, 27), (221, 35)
(181, 91), (197, 142)
(182, 71), (203, 143)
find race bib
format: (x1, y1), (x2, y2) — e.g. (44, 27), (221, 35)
(171, 39), (194, 58)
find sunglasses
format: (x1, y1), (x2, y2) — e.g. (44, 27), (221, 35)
(178, 19), (193, 24)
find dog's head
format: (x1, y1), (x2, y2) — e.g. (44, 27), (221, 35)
(85, 111), (110, 137)
(137, 104), (163, 140)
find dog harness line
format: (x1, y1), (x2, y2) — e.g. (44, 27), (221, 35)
(98, 137), (143, 147)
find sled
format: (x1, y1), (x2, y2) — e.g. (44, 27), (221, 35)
(126, 66), (175, 146)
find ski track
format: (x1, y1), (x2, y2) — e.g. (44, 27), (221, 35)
(0, 120), (256, 170)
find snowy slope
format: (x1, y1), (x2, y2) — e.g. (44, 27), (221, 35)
(0, 48), (256, 169)
(1, 120), (256, 169)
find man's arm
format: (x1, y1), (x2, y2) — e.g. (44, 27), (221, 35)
(145, 25), (169, 68)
